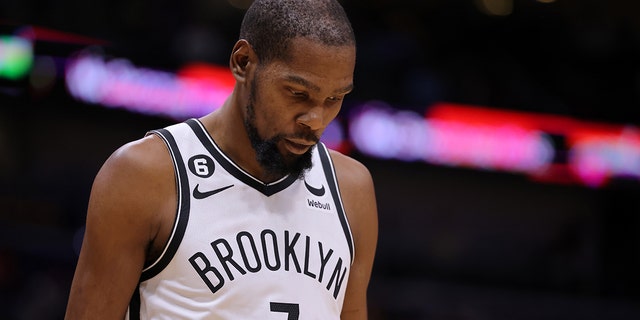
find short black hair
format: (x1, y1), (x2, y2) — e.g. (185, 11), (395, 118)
(239, 0), (355, 63)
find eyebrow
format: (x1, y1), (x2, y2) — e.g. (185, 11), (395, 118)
(335, 83), (354, 95)
(284, 74), (353, 95)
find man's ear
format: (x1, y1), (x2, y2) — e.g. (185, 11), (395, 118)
(230, 39), (255, 83)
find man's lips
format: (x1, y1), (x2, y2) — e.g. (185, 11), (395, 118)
(284, 138), (315, 155)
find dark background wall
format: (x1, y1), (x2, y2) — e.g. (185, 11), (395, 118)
(1, 0), (640, 319)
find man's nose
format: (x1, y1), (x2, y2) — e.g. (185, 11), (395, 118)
(297, 106), (324, 131)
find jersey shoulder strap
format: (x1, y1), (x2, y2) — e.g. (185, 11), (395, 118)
(316, 142), (355, 263)
(140, 124), (192, 280)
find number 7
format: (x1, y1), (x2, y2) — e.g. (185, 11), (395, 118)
(270, 302), (300, 320)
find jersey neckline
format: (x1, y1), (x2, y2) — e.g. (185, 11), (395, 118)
(186, 118), (300, 197)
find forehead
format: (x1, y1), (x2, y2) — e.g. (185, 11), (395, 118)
(259, 37), (356, 92)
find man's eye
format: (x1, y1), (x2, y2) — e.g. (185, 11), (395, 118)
(327, 96), (343, 102)
(291, 90), (307, 97)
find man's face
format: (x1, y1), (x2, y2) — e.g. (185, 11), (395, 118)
(243, 37), (356, 180)
(244, 78), (315, 180)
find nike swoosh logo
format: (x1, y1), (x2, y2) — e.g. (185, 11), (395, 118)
(193, 184), (234, 199)
(304, 180), (325, 197)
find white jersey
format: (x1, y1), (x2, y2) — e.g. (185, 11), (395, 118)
(126, 119), (354, 320)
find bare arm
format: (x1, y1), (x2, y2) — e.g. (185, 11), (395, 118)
(65, 135), (175, 319)
(331, 151), (379, 320)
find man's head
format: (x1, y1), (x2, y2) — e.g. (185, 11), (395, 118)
(239, 0), (355, 64)
(232, 0), (356, 181)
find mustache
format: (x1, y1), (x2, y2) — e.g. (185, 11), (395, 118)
(287, 130), (320, 144)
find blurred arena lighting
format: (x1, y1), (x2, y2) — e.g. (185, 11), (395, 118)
(429, 103), (640, 187)
(65, 53), (234, 119)
(0, 35), (33, 80)
(350, 102), (640, 188)
(319, 118), (348, 154)
(568, 127), (640, 187)
(350, 101), (554, 174)
(15, 25), (109, 46)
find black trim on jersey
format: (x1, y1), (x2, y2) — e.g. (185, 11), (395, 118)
(186, 119), (298, 197)
(317, 143), (355, 262)
(128, 284), (141, 320)
(140, 128), (191, 281)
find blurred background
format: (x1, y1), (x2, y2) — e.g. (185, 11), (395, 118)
(1, 0), (640, 319)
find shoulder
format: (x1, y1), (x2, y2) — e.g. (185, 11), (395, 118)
(104, 133), (171, 175)
(97, 133), (172, 186)
(89, 133), (175, 238)
(94, 131), (175, 203)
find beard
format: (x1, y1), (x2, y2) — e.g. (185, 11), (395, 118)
(243, 80), (315, 180)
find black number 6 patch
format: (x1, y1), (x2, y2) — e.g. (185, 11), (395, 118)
(188, 154), (215, 178)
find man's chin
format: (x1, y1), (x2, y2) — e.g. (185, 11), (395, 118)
(270, 147), (313, 179)
(249, 130), (314, 180)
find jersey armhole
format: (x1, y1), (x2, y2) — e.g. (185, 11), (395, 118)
(139, 128), (192, 281)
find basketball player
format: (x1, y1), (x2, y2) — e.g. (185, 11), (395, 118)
(64, 0), (378, 319)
